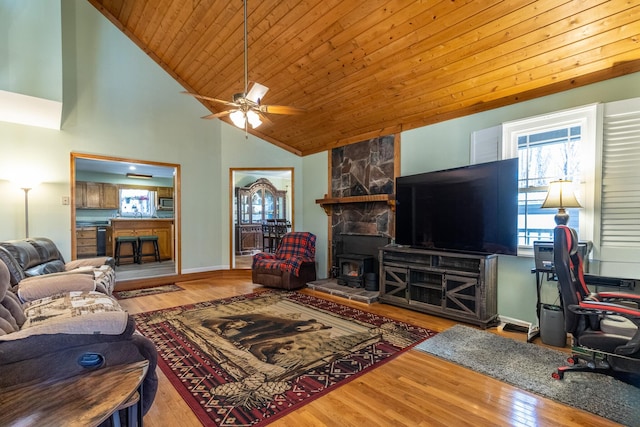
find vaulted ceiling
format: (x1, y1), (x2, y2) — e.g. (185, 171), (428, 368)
(87, 0), (640, 156)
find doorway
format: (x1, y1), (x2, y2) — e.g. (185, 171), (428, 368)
(71, 153), (180, 281)
(230, 168), (293, 269)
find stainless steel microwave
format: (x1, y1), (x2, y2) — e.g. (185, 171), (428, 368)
(158, 197), (173, 210)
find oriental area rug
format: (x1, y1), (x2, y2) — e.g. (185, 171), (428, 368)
(416, 325), (640, 426)
(114, 284), (183, 299)
(134, 290), (434, 426)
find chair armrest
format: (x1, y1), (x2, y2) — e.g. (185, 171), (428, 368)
(17, 273), (96, 302)
(65, 257), (114, 271)
(572, 300), (640, 321)
(597, 291), (640, 302)
(252, 252), (276, 263)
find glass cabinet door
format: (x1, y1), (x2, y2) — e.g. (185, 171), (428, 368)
(240, 194), (249, 224)
(276, 196), (285, 218)
(264, 190), (275, 219)
(236, 178), (287, 225)
(251, 192), (262, 223)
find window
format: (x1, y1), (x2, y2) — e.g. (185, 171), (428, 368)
(120, 188), (157, 217)
(472, 99), (640, 275)
(472, 104), (598, 255)
(503, 105), (598, 253)
(515, 126), (583, 245)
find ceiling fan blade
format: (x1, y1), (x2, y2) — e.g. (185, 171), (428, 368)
(246, 82), (269, 103)
(182, 91), (238, 107)
(201, 110), (232, 120)
(259, 104), (307, 115)
(257, 111), (273, 126)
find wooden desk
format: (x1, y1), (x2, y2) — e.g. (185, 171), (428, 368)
(0, 360), (148, 427)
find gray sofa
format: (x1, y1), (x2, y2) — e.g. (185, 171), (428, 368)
(0, 237), (115, 302)
(0, 256), (158, 415)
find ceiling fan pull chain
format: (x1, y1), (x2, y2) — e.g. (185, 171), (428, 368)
(243, 0), (248, 97)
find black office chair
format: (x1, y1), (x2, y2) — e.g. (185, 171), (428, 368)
(552, 225), (640, 379)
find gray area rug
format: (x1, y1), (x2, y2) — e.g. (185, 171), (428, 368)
(415, 325), (640, 426)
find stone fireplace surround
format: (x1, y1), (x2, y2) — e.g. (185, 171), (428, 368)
(321, 135), (397, 281)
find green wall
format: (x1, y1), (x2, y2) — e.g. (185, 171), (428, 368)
(0, 0), (62, 101)
(0, 0), (300, 272)
(396, 72), (640, 323)
(3, 0), (640, 325)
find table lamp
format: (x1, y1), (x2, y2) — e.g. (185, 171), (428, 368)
(541, 180), (581, 225)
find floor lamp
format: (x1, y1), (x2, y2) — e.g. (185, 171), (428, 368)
(13, 179), (39, 238)
(22, 187), (31, 238)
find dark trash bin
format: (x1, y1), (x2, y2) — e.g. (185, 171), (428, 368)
(540, 304), (567, 347)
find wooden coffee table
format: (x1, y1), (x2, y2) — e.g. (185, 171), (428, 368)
(0, 360), (149, 427)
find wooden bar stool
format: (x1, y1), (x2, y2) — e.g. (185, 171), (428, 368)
(137, 235), (160, 263)
(115, 236), (139, 266)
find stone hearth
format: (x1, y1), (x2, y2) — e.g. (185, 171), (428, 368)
(326, 136), (396, 288)
(307, 279), (379, 304)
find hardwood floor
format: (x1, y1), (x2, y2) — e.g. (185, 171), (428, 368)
(118, 278), (622, 427)
(115, 260), (176, 281)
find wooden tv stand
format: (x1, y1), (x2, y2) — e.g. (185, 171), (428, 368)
(379, 246), (498, 328)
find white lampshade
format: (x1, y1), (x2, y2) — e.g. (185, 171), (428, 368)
(246, 110), (262, 128)
(541, 180), (581, 226)
(229, 109), (262, 130)
(229, 110), (245, 128)
(541, 180), (582, 209)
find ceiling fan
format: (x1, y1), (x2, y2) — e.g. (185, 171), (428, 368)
(183, 0), (305, 132)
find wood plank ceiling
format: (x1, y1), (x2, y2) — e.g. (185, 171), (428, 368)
(88, 0), (640, 156)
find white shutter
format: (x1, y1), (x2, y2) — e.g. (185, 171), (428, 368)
(470, 125), (502, 164)
(600, 98), (640, 255)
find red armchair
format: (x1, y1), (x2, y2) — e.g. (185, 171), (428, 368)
(252, 232), (317, 290)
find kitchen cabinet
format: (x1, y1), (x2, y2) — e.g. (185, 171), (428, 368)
(153, 226), (173, 260)
(109, 219), (174, 261)
(102, 184), (119, 209)
(105, 227), (113, 257)
(157, 186), (174, 198)
(76, 182), (120, 209)
(76, 227), (97, 258)
(76, 182), (99, 208)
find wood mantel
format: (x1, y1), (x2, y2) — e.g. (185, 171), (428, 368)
(315, 194), (395, 215)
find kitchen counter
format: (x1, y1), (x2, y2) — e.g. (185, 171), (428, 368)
(109, 219), (174, 262)
(109, 218), (174, 223)
(76, 221), (110, 227)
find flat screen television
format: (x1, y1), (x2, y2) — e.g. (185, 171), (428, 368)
(395, 158), (518, 255)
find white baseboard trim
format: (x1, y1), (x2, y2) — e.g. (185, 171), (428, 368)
(182, 265), (228, 274)
(499, 315), (533, 328)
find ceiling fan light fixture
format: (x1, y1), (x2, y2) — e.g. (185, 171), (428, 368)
(230, 110), (246, 128)
(246, 110), (262, 128)
(230, 109), (262, 130)
(183, 0), (304, 130)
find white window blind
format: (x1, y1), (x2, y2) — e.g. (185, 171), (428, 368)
(600, 98), (640, 253)
(470, 125), (501, 164)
